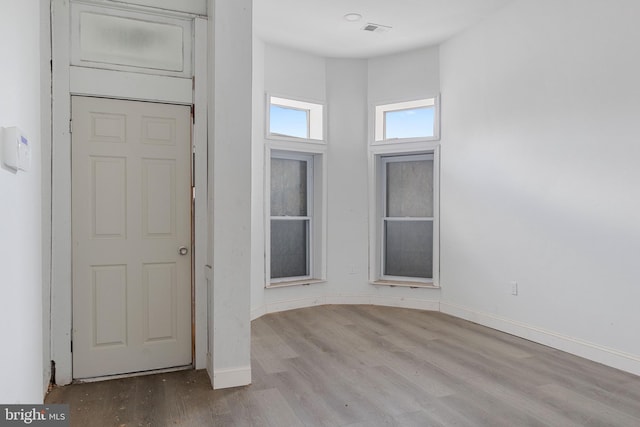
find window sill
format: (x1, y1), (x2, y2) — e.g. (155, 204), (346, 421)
(266, 278), (326, 289)
(371, 280), (440, 289)
(266, 134), (326, 145)
(371, 136), (440, 146)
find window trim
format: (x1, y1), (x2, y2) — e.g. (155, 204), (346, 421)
(269, 151), (314, 283)
(265, 146), (327, 288)
(266, 94), (326, 144)
(368, 146), (440, 288)
(373, 96), (440, 144)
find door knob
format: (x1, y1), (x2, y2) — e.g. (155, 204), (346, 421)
(178, 246), (189, 256)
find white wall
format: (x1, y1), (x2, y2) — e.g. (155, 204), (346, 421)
(208, 0), (253, 389)
(439, 0), (640, 374)
(0, 0), (44, 403)
(368, 47), (440, 104)
(250, 44), (442, 317)
(324, 58), (369, 298)
(251, 44), (330, 317)
(264, 44), (326, 101)
(365, 46), (443, 305)
(250, 36), (266, 313)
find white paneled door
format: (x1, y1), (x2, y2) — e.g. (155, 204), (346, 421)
(71, 96), (192, 379)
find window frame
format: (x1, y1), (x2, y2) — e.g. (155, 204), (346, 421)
(368, 145), (440, 288)
(266, 94), (326, 144)
(268, 151), (314, 283)
(265, 146), (327, 288)
(380, 153), (435, 283)
(373, 97), (440, 144)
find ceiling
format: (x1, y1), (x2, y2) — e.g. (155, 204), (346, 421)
(253, 0), (513, 58)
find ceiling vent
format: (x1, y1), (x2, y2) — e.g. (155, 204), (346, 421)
(361, 23), (392, 33)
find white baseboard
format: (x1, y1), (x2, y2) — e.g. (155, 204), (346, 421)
(370, 296), (440, 311)
(324, 295), (375, 305)
(251, 295), (440, 321)
(212, 366), (252, 390)
(266, 296), (324, 315)
(250, 305), (267, 321)
(250, 296), (324, 320)
(440, 302), (640, 377)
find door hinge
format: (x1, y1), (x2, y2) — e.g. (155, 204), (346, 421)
(69, 119), (72, 134)
(191, 105), (195, 124)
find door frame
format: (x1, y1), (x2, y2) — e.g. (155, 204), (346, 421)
(49, 0), (209, 384)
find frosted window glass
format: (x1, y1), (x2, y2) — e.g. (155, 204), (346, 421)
(271, 158), (307, 216)
(271, 220), (309, 279)
(80, 12), (184, 71)
(384, 221), (433, 279)
(385, 106), (434, 139)
(270, 105), (309, 139)
(386, 160), (433, 217)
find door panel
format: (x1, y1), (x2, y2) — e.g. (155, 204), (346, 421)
(72, 96), (192, 379)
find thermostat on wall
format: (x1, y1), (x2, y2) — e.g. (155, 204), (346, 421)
(1, 126), (31, 172)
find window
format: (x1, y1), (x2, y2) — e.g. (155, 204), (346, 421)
(270, 104), (309, 139)
(269, 152), (313, 282)
(265, 94), (327, 287)
(267, 95), (324, 142)
(375, 98), (439, 143)
(369, 97), (440, 286)
(379, 153), (435, 283)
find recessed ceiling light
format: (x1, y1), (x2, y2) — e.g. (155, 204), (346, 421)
(343, 13), (362, 22)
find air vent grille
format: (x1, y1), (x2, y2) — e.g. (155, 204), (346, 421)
(361, 23), (392, 33)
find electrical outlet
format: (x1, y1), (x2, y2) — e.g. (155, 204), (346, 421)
(510, 281), (518, 296)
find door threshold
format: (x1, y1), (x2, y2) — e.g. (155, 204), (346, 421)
(73, 365), (193, 384)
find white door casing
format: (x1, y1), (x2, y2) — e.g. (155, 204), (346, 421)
(71, 96), (192, 379)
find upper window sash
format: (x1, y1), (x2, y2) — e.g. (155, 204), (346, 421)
(374, 97), (440, 144)
(382, 153), (434, 219)
(270, 151), (314, 217)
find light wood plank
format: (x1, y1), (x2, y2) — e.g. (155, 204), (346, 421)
(46, 305), (640, 427)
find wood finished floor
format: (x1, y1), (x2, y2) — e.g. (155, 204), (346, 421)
(46, 305), (640, 426)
